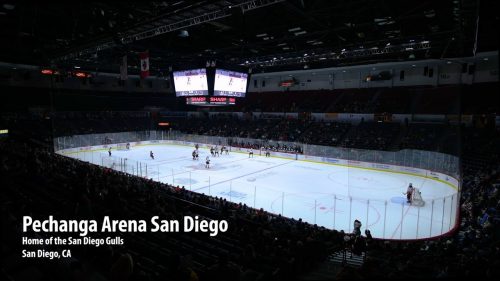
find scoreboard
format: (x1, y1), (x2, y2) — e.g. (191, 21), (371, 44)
(186, 96), (236, 106)
(213, 69), (248, 97)
(174, 67), (248, 106)
(173, 69), (209, 97)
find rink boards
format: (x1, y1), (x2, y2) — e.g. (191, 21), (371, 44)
(56, 140), (460, 240)
(57, 139), (459, 190)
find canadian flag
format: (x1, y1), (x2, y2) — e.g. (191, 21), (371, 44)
(139, 51), (149, 79)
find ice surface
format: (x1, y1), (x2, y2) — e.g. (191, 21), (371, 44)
(69, 144), (459, 239)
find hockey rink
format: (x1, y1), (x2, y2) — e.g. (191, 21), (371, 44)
(68, 144), (459, 240)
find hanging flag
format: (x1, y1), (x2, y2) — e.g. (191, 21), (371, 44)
(139, 51), (149, 79)
(120, 55), (128, 81)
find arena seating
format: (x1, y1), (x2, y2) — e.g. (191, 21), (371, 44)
(339, 122), (401, 150)
(372, 88), (413, 113)
(461, 83), (499, 114)
(328, 89), (376, 113)
(237, 86), (475, 114)
(1, 122), (499, 280)
(398, 123), (448, 151)
(0, 140), (338, 280)
(234, 90), (340, 113)
(52, 111), (152, 136)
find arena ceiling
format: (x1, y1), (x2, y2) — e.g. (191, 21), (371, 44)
(0, 0), (497, 73)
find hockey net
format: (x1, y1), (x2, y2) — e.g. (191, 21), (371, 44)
(411, 188), (425, 207)
(116, 143), (130, 150)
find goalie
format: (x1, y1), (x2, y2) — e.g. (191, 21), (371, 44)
(404, 183), (415, 204)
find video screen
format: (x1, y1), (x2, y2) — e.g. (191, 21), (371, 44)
(173, 69), (209, 96)
(213, 69), (248, 97)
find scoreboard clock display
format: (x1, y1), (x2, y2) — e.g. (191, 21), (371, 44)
(186, 96), (236, 106)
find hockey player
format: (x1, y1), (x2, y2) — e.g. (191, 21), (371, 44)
(405, 183), (414, 204)
(205, 156), (210, 169)
(108, 147), (112, 157)
(150, 151), (155, 160)
(248, 149), (254, 158)
(192, 150), (197, 160)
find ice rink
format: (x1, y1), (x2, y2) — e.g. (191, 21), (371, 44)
(67, 144), (459, 240)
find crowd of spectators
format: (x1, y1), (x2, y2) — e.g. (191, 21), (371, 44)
(2, 111), (499, 280)
(398, 123), (448, 151)
(341, 126), (500, 279)
(171, 115), (353, 149)
(0, 110), (460, 155)
(1, 139), (338, 281)
(340, 121), (401, 151)
(227, 139), (303, 154)
(355, 163), (500, 279)
(171, 115), (463, 154)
